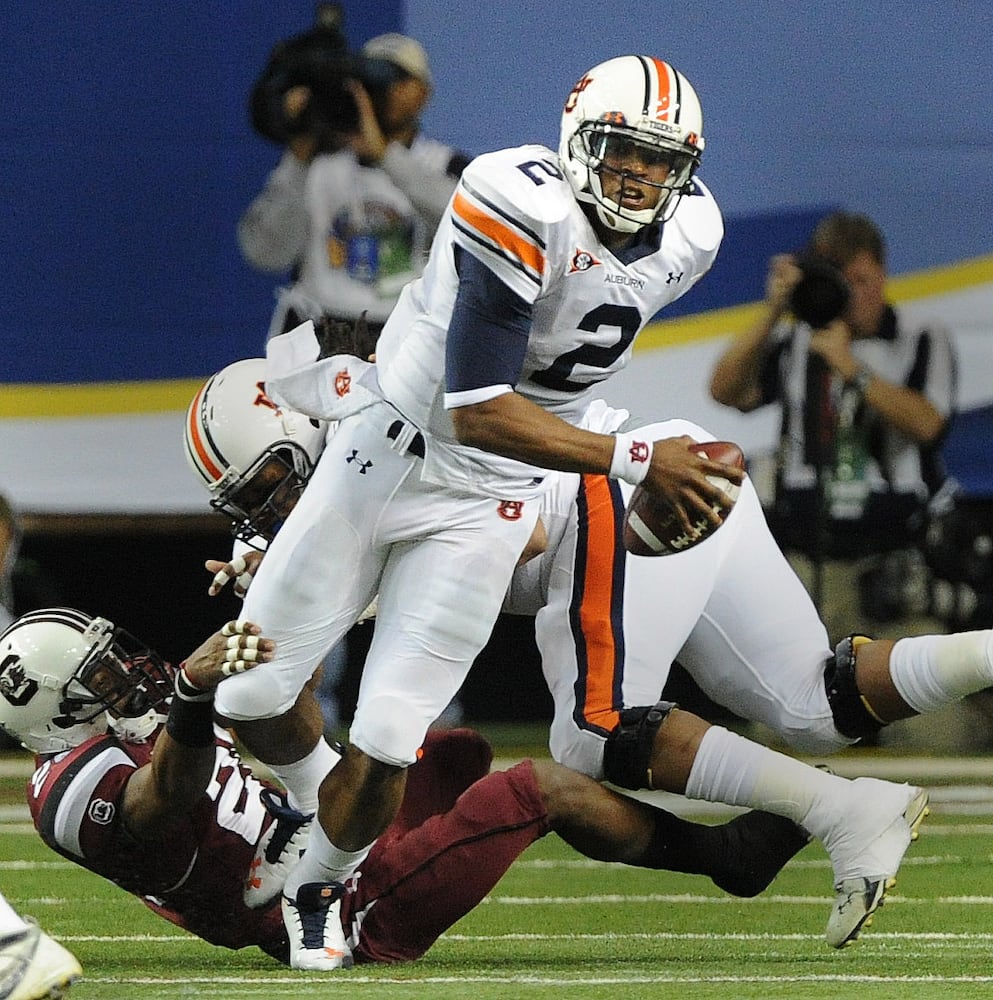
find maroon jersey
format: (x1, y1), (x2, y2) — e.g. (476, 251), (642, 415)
(27, 726), (289, 960)
(26, 726), (550, 965)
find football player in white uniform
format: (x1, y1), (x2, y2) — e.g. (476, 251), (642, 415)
(210, 56), (925, 967)
(503, 401), (993, 772)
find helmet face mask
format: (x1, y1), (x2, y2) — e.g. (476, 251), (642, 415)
(560, 56), (705, 234)
(68, 629), (173, 724)
(211, 445), (312, 546)
(184, 358), (327, 546)
(0, 609), (175, 753)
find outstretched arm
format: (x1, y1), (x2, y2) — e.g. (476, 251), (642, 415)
(120, 621), (274, 838)
(453, 392), (742, 532)
(446, 250), (740, 533)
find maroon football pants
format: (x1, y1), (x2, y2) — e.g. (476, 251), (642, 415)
(345, 730), (550, 963)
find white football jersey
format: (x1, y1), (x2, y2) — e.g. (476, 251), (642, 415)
(376, 143), (723, 498)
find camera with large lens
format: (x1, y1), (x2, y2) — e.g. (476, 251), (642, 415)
(249, 4), (392, 153)
(789, 252), (851, 328)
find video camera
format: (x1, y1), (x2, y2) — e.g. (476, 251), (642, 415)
(249, 3), (397, 152)
(789, 252), (851, 329)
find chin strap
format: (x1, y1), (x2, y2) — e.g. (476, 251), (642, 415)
(109, 709), (166, 744)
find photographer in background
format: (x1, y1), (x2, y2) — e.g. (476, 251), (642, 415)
(709, 212), (957, 643)
(238, 3), (354, 275)
(238, 8), (470, 340)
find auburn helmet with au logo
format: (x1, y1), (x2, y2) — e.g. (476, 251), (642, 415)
(559, 55), (705, 233)
(184, 358), (328, 545)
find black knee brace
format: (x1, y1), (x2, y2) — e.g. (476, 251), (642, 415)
(823, 634), (886, 739)
(603, 700), (677, 790)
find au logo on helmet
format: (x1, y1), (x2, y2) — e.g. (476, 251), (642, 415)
(564, 73), (593, 114)
(253, 380), (280, 413)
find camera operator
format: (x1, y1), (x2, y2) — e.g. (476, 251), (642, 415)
(238, 15), (471, 340)
(238, 4), (355, 275)
(709, 211), (957, 642)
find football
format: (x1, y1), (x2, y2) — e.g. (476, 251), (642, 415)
(622, 440), (745, 557)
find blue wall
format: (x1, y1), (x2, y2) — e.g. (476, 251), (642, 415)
(1, 3), (401, 384)
(411, 0), (993, 275)
(3, 2), (991, 385)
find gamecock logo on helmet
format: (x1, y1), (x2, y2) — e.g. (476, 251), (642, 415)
(0, 658), (38, 707)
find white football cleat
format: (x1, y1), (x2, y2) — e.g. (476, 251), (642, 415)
(281, 882), (352, 971)
(823, 778), (929, 948)
(244, 788), (312, 909)
(0, 919), (82, 1000)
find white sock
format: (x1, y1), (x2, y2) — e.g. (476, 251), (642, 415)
(888, 631), (993, 715)
(283, 820), (373, 899)
(268, 737), (341, 815)
(0, 893), (29, 937)
(685, 726), (850, 840)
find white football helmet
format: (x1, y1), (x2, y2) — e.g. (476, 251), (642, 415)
(559, 55), (705, 233)
(0, 608), (174, 753)
(184, 358), (327, 545)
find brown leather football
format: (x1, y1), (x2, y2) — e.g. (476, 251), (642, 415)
(622, 440), (745, 556)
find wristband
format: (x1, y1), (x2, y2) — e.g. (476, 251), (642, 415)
(167, 665), (216, 746)
(609, 432), (653, 486)
(165, 695), (215, 747)
(174, 665), (214, 703)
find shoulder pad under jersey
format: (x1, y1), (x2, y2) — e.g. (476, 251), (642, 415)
(669, 177), (724, 255)
(450, 145), (574, 299)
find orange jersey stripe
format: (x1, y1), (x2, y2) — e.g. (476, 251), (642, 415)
(452, 190), (545, 277)
(187, 382), (224, 482)
(574, 474), (623, 733)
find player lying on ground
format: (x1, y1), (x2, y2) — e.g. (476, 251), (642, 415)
(0, 609), (811, 966)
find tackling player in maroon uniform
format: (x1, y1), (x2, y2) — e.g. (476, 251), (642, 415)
(1, 608), (810, 966)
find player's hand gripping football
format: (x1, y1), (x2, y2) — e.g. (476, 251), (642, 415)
(643, 435), (745, 536)
(181, 620), (276, 691)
